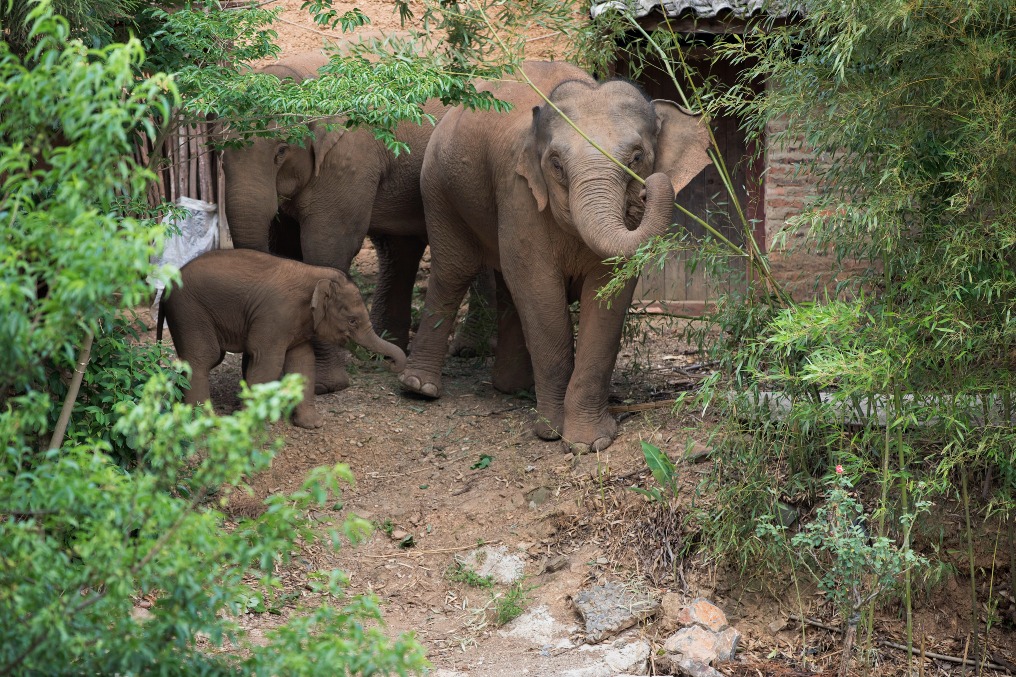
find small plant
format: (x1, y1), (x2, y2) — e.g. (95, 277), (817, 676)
(628, 440), (680, 503)
(760, 468), (928, 676)
(470, 454), (493, 470)
(492, 581), (534, 627)
(446, 562), (495, 589)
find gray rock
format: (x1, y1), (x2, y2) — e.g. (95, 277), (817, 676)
(456, 545), (525, 585)
(677, 658), (726, 677)
(525, 486), (553, 508)
(563, 639), (651, 676)
(713, 626), (741, 661)
(572, 580), (660, 644)
(663, 625), (721, 663)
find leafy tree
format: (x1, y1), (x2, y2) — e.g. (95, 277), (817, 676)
(0, 3), (441, 672)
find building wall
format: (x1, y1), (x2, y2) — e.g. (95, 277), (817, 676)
(763, 116), (865, 299)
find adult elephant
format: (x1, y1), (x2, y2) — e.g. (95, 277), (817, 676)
(399, 61), (712, 452)
(223, 52), (489, 393)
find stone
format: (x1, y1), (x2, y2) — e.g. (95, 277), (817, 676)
(502, 605), (576, 648)
(681, 442), (711, 463)
(776, 501), (799, 528)
(659, 592), (685, 631)
(563, 639), (651, 676)
(676, 658), (726, 677)
(673, 598), (729, 632)
(713, 626), (741, 661)
(663, 625), (721, 664)
(456, 545), (525, 585)
(525, 486), (553, 508)
(572, 580), (660, 644)
(767, 616), (788, 634)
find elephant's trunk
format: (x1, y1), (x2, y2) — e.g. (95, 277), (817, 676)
(353, 326), (407, 373)
(223, 148), (276, 252)
(570, 164), (676, 261)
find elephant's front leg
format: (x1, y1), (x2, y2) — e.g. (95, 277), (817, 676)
(284, 342), (324, 429)
(300, 211), (370, 393)
(400, 238), (481, 398)
(502, 263), (573, 443)
(562, 271), (637, 452)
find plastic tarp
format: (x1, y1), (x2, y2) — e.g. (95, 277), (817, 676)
(151, 196), (220, 326)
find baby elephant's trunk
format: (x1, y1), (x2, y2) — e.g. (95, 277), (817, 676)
(354, 327), (407, 373)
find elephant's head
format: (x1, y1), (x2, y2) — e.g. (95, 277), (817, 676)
(516, 78), (712, 260)
(222, 54), (344, 255)
(310, 275), (407, 372)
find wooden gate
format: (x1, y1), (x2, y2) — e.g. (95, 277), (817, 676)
(614, 43), (765, 310)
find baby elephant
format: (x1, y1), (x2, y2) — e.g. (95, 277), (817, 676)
(160, 249), (406, 428)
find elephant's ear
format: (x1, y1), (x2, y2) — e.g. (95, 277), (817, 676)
(311, 279), (335, 331)
(311, 123), (346, 177)
(652, 100), (713, 195)
(515, 106), (549, 212)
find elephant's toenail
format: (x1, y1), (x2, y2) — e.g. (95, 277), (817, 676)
(421, 383), (439, 398)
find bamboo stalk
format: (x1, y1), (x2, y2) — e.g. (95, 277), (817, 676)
(188, 125), (199, 198)
(198, 123), (213, 202)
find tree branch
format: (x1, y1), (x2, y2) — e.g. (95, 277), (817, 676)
(47, 330), (94, 451)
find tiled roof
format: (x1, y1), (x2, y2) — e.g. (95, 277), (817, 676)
(590, 0), (791, 20)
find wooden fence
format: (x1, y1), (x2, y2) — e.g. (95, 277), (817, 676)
(133, 118), (231, 247)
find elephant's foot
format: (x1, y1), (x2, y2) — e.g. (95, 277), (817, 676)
(314, 370), (349, 395)
(562, 413), (618, 453)
(533, 407), (563, 441)
(398, 369), (442, 399)
(293, 406), (324, 429)
(449, 334), (495, 359)
(491, 351), (534, 395)
(534, 417), (562, 441)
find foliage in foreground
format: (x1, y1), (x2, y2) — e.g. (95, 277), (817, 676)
(592, 0), (1016, 665)
(0, 5), (427, 673)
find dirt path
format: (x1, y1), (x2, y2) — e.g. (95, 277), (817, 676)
(201, 244), (709, 673)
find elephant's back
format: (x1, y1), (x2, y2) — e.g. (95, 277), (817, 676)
(424, 61), (595, 192)
(259, 52), (329, 81)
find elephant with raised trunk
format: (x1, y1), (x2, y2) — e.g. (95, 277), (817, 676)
(161, 249), (406, 429)
(400, 61), (712, 452)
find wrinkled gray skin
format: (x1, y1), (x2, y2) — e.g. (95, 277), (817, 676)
(164, 249), (406, 429)
(400, 61), (712, 452)
(223, 53), (494, 395)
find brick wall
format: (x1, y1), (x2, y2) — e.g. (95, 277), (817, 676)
(763, 116), (865, 298)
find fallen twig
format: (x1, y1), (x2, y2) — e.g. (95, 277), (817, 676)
(788, 614), (1012, 673)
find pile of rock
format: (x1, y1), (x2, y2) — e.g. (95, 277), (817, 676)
(655, 597), (741, 677)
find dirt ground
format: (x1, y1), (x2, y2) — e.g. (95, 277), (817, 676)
(153, 240), (1016, 677)
(170, 3), (1016, 674)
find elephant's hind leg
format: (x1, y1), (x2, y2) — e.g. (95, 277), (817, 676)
(369, 234), (427, 351)
(489, 272), (534, 394)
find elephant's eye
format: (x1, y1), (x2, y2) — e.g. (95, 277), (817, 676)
(274, 144), (289, 165)
(629, 149), (644, 168)
(549, 155), (565, 181)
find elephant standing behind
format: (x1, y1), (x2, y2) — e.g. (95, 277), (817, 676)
(400, 61), (712, 452)
(223, 52), (493, 394)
